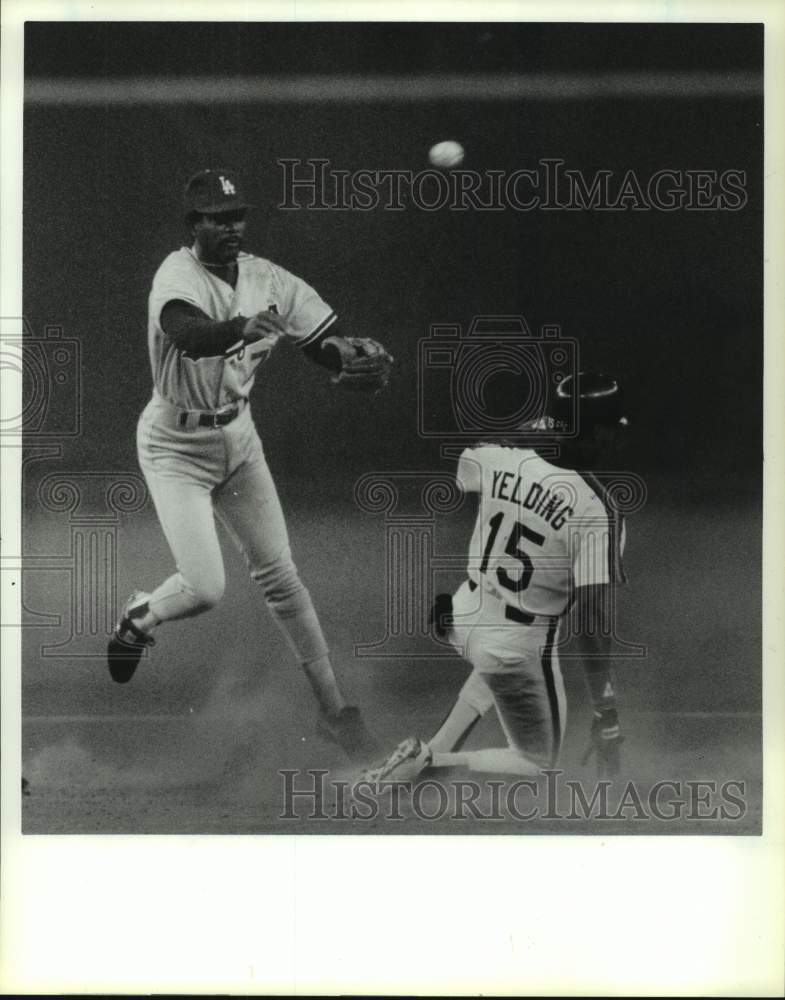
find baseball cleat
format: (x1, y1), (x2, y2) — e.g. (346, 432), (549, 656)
(361, 736), (433, 785)
(107, 590), (155, 684)
(317, 706), (380, 763)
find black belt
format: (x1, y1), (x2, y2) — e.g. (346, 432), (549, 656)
(467, 578), (536, 625)
(179, 405), (240, 429)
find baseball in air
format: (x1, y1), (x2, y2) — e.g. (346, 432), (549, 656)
(428, 140), (465, 168)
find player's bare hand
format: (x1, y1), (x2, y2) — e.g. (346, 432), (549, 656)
(242, 310), (288, 342)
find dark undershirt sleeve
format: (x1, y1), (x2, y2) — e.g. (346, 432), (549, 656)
(298, 326), (343, 371)
(161, 300), (248, 357)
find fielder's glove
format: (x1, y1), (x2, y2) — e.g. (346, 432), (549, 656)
(322, 336), (394, 392)
(581, 706), (623, 779)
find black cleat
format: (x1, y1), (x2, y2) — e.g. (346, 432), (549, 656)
(108, 591), (155, 684)
(317, 706), (380, 763)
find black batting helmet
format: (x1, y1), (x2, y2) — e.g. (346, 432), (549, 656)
(550, 371), (628, 436)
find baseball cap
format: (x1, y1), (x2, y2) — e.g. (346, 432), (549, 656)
(183, 169), (253, 217)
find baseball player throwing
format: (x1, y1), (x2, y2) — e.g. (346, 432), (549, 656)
(363, 372), (628, 782)
(107, 168), (392, 761)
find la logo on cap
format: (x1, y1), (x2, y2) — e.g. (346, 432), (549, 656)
(219, 175), (236, 196)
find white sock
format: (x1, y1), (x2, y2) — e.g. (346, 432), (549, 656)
(431, 748), (541, 776)
(302, 655), (346, 717)
(127, 595), (159, 633)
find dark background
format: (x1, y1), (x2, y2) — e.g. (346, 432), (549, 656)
(25, 21), (762, 76)
(24, 21), (762, 483)
(21, 22), (763, 833)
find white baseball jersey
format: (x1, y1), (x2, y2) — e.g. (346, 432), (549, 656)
(457, 444), (626, 617)
(147, 247), (337, 410)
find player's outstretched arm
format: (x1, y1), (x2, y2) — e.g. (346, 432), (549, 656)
(162, 301), (287, 354)
(300, 329), (394, 392)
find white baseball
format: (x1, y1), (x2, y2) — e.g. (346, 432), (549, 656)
(428, 140), (465, 169)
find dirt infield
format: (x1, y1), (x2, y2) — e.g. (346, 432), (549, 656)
(22, 485), (762, 835)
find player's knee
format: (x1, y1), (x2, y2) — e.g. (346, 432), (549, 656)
(520, 746), (557, 769)
(251, 556), (304, 608)
(509, 735), (560, 770)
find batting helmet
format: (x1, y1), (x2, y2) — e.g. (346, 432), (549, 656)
(550, 371), (628, 436)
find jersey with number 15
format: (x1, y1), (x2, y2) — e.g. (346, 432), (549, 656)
(456, 444), (626, 617)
